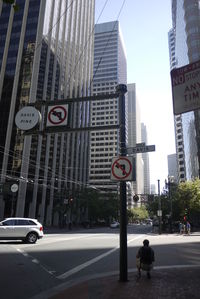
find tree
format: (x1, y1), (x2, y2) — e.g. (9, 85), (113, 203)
(176, 179), (200, 226)
(148, 179), (200, 229)
(128, 206), (149, 223)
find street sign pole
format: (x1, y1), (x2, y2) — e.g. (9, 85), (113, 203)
(117, 84), (128, 282)
(157, 179), (162, 234)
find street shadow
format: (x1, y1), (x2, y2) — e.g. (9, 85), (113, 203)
(0, 240), (23, 244)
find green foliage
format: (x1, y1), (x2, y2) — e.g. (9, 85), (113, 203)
(176, 179), (200, 224)
(70, 189), (119, 224)
(147, 179), (200, 227)
(87, 192), (119, 223)
(128, 206), (149, 222)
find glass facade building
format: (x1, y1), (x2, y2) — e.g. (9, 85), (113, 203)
(169, 0), (199, 181)
(0, 0), (95, 225)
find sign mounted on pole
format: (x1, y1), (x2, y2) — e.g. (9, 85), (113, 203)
(111, 156), (135, 181)
(127, 144), (155, 154)
(15, 106), (41, 130)
(46, 104), (68, 127)
(171, 60), (200, 114)
(11, 184), (18, 193)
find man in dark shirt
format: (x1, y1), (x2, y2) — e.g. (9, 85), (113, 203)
(136, 239), (155, 279)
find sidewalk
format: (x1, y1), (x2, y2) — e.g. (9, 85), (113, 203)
(39, 265), (200, 299)
(38, 229), (200, 299)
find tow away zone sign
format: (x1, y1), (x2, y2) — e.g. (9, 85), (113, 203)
(111, 156), (135, 181)
(171, 60), (200, 114)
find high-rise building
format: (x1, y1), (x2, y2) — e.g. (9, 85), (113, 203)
(169, 0), (199, 182)
(89, 21), (127, 195)
(141, 123), (150, 194)
(150, 184), (156, 195)
(126, 83), (144, 207)
(0, 0), (95, 225)
(167, 153), (178, 182)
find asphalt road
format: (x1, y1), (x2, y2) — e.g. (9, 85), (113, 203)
(1, 225), (200, 299)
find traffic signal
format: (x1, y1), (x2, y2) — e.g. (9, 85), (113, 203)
(133, 195), (139, 202)
(184, 208), (188, 221)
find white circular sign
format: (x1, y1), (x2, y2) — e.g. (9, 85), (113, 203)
(15, 106), (41, 130)
(11, 184), (18, 193)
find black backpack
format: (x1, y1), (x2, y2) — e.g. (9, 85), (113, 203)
(140, 246), (154, 264)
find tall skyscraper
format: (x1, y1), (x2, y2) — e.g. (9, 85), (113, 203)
(169, 0), (200, 182)
(167, 153), (178, 182)
(127, 83), (144, 206)
(141, 123), (150, 194)
(89, 21), (127, 195)
(0, 0), (95, 225)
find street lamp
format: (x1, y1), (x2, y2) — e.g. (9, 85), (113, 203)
(157, 179), (162, 234)
(167, 175), (174, 233)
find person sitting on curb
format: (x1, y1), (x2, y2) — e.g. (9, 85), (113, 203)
(136, 239), (155, 279)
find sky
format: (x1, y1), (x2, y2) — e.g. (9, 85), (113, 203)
(95, 0), (175, 191)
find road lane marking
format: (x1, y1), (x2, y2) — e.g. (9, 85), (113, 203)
(57, 234), (145, 280)
(16, 248), (56, 276)
(21, 233), (112, 248)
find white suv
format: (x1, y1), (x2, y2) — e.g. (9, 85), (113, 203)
(0, 217), (44, 244)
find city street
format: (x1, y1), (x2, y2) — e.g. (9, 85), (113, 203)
(0, 225), (200, 299)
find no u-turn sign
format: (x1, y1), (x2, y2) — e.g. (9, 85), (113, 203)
(110, 156), (136, 181)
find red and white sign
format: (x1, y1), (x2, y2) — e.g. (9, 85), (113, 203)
(171, 60), (200, 114)
(111, 156), (133, 181)
(46, 104), (68, 127)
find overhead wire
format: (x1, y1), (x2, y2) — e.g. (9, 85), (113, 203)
(89, 0), (127, 89)
(1, 0), (127, 193)
(1, 0), (108, 185)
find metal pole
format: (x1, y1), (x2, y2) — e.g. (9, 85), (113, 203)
(157, 179), (161, 234)
(168, 176), (173, 233)
(116, 84), (128, 282)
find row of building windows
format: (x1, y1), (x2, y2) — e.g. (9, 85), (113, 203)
(93, 78), (117, 83)
(92, 111), (115, 116)
(90, 164), (111, 168)
(91, 131), (117, 136)
(91, 121), (117, 126)
(92, 106), (118, 111)
(92, 100), (117, 105)
(90, 170), (111, 174)
(91, 142), (117, 146)
(91, 153), (115, 158)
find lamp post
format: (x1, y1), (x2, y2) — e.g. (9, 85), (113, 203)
(157, 179), (162, 234)
(117, 84), (128, 282)
(168, 176), (174, 233)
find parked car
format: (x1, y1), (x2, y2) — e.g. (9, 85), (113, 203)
(0, 217), (44, 244)
(110, 221), (120, 228)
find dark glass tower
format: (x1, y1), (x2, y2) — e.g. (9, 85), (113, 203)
(0, 0), (95, 225)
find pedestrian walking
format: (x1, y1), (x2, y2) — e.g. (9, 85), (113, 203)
(136, 239), (155, 279)
(179, 222), (182, 234)
(186, 221), (191, 235)
(182, 223), (186, 234)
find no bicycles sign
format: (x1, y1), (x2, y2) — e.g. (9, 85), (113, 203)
(110, 156), (135, 181)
